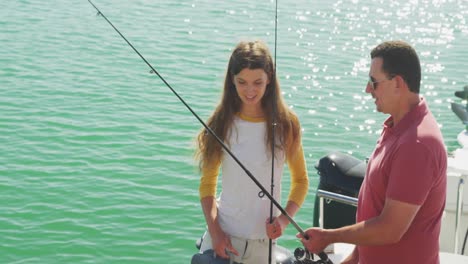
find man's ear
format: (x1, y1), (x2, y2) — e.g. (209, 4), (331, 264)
(394, 75), (409, 94)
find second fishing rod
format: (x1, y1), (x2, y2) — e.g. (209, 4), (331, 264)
(87, 1), (332, 263)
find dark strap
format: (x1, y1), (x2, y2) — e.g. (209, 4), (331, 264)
(191, 249), (240, 264)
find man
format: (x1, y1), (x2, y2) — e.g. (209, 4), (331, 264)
(297, 40), (447, 264)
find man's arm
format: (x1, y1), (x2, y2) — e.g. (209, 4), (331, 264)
(298, 198), (420, 253)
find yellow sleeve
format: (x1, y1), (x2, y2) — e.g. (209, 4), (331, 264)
(287, 142), (309, 207)
(199, 159), (221, 199)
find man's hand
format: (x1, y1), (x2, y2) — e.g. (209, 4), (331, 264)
(296, 227), (331, 254)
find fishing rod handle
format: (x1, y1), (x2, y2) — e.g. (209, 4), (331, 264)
(318, 252), (332, 263)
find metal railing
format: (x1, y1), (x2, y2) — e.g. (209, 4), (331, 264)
(317, 178), (466, 255)
(316, 190), (358, 230)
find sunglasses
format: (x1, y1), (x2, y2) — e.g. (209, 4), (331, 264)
(368, 75), (395, 90)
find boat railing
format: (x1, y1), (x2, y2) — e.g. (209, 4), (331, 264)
(317, 184), (466, 255)
(450, 173), (466, 254)
(316, 189), (358, 230)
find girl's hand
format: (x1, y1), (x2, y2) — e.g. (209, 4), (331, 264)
(266, 215), (288, 239)
(211, 229), (239, 259)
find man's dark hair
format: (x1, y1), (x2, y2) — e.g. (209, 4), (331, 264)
(371, 41), (421, 94)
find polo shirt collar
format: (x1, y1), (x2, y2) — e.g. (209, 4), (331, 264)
(382, 97), (428, 136)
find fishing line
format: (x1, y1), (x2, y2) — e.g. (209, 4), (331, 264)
(86, 0), (300, 235)
(87, 1), (331, 262)
(265, 1), (332, 263)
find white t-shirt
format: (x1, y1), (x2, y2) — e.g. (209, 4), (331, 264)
(217, 116), (285, 239)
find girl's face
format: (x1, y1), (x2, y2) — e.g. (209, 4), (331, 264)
(233, 68), (269, 115)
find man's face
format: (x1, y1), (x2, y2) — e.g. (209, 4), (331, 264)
(366, 57), (397, 114)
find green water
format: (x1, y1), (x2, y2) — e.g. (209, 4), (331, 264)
(1, 0), (467, 263)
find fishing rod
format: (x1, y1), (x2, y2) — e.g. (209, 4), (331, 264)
(86, 1), (331, 263)
(266, 2), (331, 262)
(267, 0), (279, 263)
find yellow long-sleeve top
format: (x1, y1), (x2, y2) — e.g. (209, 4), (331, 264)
(199, 113), (309, 239)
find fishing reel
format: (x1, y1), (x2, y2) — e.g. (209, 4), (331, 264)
(294, 247), (333, 264)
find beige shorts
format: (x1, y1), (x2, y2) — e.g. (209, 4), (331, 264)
(199, 231), (276, 264)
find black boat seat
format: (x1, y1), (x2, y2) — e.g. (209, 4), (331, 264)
(315, 151), (366, 197)
(313, 152), (366, 229)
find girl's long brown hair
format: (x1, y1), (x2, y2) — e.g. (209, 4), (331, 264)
(195, 40), (301, 169)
